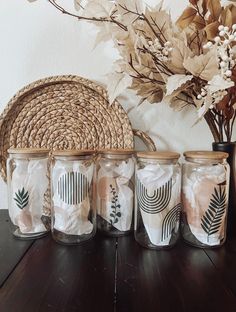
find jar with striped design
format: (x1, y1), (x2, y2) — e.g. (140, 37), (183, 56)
(96, 149), (135, 236)
(51, 150), (96, 244)
(135, 152), (181, 249)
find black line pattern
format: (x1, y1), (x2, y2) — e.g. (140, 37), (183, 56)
(161, 203), (181, 241)
(137, 179), (172, 214)
(57, 172), (88, 205)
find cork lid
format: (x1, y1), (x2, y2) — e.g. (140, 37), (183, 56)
(136, 151), (180, 160)
(8, 148), (50, 156)
(53, 150), (96, 157)
(99, 149), (134, 155)
(184, 151), (229, 161)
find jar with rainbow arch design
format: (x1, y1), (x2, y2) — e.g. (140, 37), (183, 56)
(135, 152), (181, 249)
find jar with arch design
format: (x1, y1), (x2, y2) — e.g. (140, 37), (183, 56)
(51, 150), (96, 244)
(135, 152), (181, 249)
(96, 150), (135, 236)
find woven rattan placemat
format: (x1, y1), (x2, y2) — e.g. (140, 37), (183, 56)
(0, 75), (135, 182)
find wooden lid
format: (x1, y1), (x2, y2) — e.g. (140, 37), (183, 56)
(184, 151), (228, 160)
(8, 148), (50, 155)
(99, 149), (134, 155)
(53, 150), (96, 157)
(136, 151), (180, 160)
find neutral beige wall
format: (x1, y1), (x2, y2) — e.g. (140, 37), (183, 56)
(0, 0), (234, 209)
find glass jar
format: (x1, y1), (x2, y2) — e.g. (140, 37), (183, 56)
(135, 152), (181, 249)
(182, 151), (230, 248)
(7, 148), (50, 239)
(51, 150), (96, 244)
(96, 149), (135, 236)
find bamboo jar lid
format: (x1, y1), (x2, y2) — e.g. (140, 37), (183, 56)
(53, 150), (96, 158)
(184, 151), (229, 161)
(136, 151), (180, 160)
(8, 148), (50, 157)
(98, 149), (135, 160)
(99, 149), (134, 155)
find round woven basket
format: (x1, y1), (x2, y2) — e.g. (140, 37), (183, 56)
(0, 75), (156, 182)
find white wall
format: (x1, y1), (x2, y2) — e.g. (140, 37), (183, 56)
(0, 0), (234, 209)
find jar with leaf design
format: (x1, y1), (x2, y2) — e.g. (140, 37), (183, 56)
(7, 148), (51, 239)
(96, 150), (135, 237)
(51, 150), (96, 244)
(135, 152), (181, 249)
(182, 151), (230, 248)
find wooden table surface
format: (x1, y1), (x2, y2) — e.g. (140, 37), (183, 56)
(1, 209), (236, 312)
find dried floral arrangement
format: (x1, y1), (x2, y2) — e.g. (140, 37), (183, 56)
(29, 0), (236, 142)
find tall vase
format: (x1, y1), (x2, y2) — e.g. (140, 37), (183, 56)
(212, 142), (236, 238)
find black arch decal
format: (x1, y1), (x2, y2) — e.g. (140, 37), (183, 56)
(161, 203), (181, 241)
(137, 179), (172, 214)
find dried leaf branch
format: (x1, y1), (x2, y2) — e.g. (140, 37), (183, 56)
(48, 0), (128, 30)
(28, 0), (236, 142)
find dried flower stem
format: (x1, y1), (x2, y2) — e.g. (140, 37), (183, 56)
(141, 14), (162, 42)
(48, 0), (128, 31)
(129, 55), (165, 85)
(195, 3), (205, 20)
(204, 111), (221, 142)
(218, 114), (224, 142)
(140, 47), (174, 76)
(230, 111), (236, 141)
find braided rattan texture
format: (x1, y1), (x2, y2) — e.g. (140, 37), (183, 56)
(0, 75), (134, 182)
(133, 129), (156, 152)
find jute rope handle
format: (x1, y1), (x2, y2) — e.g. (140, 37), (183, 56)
(133, 129), (156, 152)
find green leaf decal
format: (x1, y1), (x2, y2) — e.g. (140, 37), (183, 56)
(14, 188), (29, 210)
(201, 186), (227, 241)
